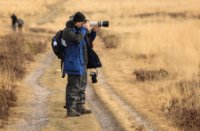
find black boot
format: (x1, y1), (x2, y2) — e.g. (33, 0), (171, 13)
(67, 109), (81, 117)
(77, 105), (92, 114)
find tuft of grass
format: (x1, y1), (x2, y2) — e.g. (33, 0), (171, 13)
(133, 69), (168, 81)
(158, 79), (200, 130)
(98, 30), (120, 49)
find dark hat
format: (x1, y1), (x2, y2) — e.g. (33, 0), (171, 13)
(73, 12), (86, 23)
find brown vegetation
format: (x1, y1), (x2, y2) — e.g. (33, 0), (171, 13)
(0, 33), (47, 125)
(133, 11), (200, 20)
(133, 69), (168, 81)
(29, 27), (55, 34)
(162, 79), (200, 131)
(98, 30), (120, 49)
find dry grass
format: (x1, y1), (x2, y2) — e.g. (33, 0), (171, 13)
(64, 0), (200, 130)
(0, 0), (59, 17)
(133, 69), (168, 81)
(98, 30), (120, 49)
(158, 79), (200, 130)
(0, 0), (200, 130)
(0, 33), (47, 126)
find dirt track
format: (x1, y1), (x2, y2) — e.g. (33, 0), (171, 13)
(9, 45), (156, 131)
(1, 0), (190, 130)
(87, 85), (124, 131)
(6, 52), (54, 131)
(91, 71), (156, 131)
(5, 2), (157, 130)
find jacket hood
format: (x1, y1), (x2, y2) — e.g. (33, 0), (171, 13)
(66, 20), (74, 28)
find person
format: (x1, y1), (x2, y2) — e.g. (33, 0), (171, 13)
(17, 18), (24, 32)
(10, 14), (18, 32)
(62, 12), (100, 117)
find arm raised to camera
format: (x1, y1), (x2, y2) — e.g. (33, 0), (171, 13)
(62, 27), (86, 44)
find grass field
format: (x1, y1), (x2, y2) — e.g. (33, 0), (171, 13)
(0, 0), (200, 130)
(69, 0), (200, 130)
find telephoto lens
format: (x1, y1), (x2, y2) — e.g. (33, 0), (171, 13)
(90, 21), (109, 27)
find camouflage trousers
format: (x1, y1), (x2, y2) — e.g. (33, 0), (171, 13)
(65, 71), (87, 110)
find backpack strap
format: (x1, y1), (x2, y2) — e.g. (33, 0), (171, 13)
(61, 59), (65, 78)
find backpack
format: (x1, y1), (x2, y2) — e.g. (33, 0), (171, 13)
(51, 30), (65, 59)
(52, 30), (68, 78)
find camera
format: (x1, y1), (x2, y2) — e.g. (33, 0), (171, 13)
(89, 21), (109, 27)
(90, 71), (98, 83)
(69, 15), (109, 27)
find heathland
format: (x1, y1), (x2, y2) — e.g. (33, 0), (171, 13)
(0, 0), (200, 130)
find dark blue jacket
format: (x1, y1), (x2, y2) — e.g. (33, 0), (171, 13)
(62, 27), (97, 75)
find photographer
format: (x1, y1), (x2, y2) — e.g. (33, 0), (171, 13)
(62, 12), (100, 117)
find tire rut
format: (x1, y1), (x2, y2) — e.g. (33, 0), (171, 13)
(9, 52), (54, 131)
(89, 70), (157, 131)
(87, 85), (124, 131)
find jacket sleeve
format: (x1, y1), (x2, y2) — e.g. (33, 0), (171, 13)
(62, 27), (87, 44)
(89, 30), (96, 42)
